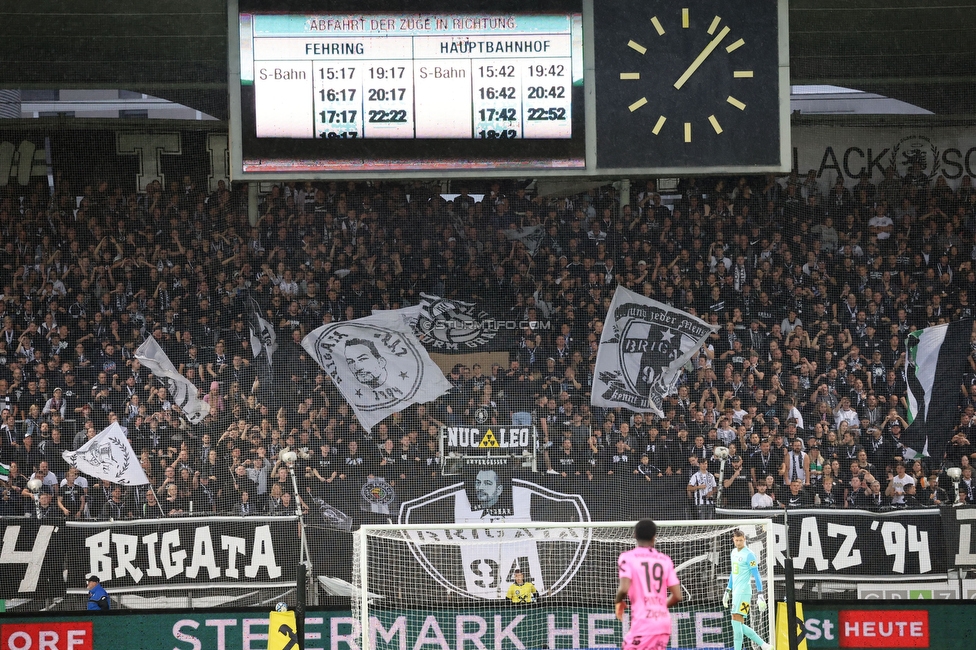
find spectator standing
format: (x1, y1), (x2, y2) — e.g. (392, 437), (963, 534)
(687, 459), (716, 518)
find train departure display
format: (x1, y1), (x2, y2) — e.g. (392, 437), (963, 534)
(234, 9), (585, 176)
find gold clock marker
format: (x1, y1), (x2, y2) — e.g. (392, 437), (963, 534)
(726, 38), (745, 52)
(727, 96), (746, 110)
(682, 8), (690, 28)
(708, 115), (723, 134)
(707, 16), (722, 35)
(629, 97), (648, 112)
(733, 70), (754, 78)
(684, 122), (692, 142)
(650, 16), (665, 35)
(652, 116), (667, 135)
(620, 72), (641, 80)
(628, 40), (648, 54)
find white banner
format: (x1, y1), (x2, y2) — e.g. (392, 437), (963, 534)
(135, 336), (211, 423)
(302, 311), (452, 431)
(62, 422), (150, 485)
(591, 287), (716, 416)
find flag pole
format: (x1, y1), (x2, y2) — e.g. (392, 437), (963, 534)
(147, 484), (166, 517)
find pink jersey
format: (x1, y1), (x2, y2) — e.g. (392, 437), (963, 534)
(618, 546), (679, 637)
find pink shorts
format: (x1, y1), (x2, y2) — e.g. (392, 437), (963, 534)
(623, 632), (670, 650)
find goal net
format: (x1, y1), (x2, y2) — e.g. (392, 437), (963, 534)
(351, 520), (774, 650)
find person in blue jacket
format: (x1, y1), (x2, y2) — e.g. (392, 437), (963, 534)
(86, 575), (110, 611)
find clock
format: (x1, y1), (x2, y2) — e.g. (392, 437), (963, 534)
(593, 0), (789, 173)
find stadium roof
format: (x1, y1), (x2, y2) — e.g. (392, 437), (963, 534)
(2, 0), (975, 122)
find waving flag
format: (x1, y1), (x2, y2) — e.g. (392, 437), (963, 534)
(591, 287), (717, 417)
(902, 319), (972, 458)
(63, 422), (150, 485)
(135, 336), (210, 423)
(302, 311), (452, 432)
(503, 224), (546, 256)
(386, 293), (511, 354)
(247, 294), (278, 368)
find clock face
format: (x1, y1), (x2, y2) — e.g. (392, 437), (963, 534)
(594, 0), (787, 172)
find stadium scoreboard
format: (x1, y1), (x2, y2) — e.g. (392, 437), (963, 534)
(229, 0), (790, 179)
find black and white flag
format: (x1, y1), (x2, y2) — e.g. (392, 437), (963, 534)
(302, 311), (453, 431)
(379, 294), (509, 354)
(903, 319), (973, 458)
(591, 287), (717, 416)
(135, 336), (210, 423)
(503, 224), (546, 256)
(63, 422), (150, 485)
(247, 294), (278, 368)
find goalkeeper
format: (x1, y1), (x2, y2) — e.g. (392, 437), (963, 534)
(723, 529), (772, 650)
(506, 569), (538, 604)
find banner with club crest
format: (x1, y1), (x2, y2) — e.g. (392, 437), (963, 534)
(591, 287), (716, 416)
(378, 294), (514, 354)
(62, 421), (150, 485)
(302, 311), (453, 431)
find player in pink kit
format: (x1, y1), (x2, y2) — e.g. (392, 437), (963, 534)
(615, 520), (682, 650)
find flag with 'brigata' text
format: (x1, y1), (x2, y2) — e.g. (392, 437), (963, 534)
(591, 287), (716, 417)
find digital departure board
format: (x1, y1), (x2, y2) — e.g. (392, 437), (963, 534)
(242, 15), (579, 140)
(231, 3), (585, 177)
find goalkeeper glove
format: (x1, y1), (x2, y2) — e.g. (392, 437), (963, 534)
(722, 589), (732, 608)
(615, 601), (627, 621)
(757, 597), (767, 612)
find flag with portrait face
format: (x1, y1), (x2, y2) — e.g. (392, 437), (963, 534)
(302, 311), (452, 432)
(591, 287), (717, 417)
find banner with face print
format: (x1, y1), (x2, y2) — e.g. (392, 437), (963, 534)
(302, 311), (453, 431)
(462, 457), (514, 518)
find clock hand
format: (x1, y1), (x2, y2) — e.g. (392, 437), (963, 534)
(673, 26), (731, 90)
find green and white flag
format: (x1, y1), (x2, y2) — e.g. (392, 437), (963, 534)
(903, 319), (973, 458)
(0, 461), (9, 482)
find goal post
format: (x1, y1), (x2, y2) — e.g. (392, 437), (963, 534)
(352, 519), (775, 650)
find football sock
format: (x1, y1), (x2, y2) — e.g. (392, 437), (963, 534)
(742, 623), (765, 646)
(732, 620), (744, 650)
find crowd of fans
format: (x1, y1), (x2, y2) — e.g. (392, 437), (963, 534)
(1, 165), (976, 523)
